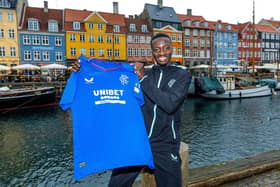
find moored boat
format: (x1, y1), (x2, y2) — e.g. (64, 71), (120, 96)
(0, 86), (56, 111)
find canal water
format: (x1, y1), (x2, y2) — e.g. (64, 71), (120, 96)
(1, 94), (280, 186)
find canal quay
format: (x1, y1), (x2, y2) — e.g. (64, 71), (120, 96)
(1, 91), (280, 186)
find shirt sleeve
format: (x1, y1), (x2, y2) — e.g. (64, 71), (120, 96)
(59, 72), (78, 111)
(132, 73), (144, 106)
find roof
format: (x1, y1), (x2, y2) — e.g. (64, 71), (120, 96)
(64, 9), (91, 22)
(208, 20), (238, 32)
(125, 17), (152, 34)
(177, 14), (209, 29)
(255, 24), (279, 33)
(144, 3), (181, 23)
(21, 7), (63, 32)
(0, 0), (17, 9)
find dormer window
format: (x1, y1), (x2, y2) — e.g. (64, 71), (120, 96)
(113, 25), (120, 32)
(184, 20), (191, 26)
(48, 20), (58, 32)
(73, 22), (80, 30)
(129, 24), (136, 32)
(141, 25), (148, 32)
(193, 21), (200, 26)
(216, 24), (222, 29)
(28, 18), (39, 31)
(202, 21), (208, 27)
(225, 25), (232, 30)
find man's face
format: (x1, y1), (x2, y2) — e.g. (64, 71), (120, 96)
(151, 37), (172, 66)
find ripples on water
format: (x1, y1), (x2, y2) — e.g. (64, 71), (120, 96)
(1, 94), (280, 186)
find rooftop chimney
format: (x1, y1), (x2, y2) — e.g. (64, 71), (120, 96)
(113, 2), (119, 14)
(44, 1), (48, 13)
(158, 0), (163, 8)
(187, 9), (192, 16)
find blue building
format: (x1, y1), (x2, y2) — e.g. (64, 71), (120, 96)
(19, 1), (66, 65)
(212, 21), (239, 65)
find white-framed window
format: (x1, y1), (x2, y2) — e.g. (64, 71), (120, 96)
(200, 40), (205, 47)
(147, 48), (152, 56)
(34, 51), (41, 61)
(185, 49), (190, 57)
(0, 46), (5, 56)
(0, 29), (4, 38)
(114, 36), (120, 44)
(185, 39), (190, 47)
(134, 48), (139, 56)
(134, 36), (139, 43)
(200, 30), (205, 37)
(193, 29), (198, 36)
(80, 48), (86, 56)
(146, 36), (151, 44)
(42, 36), (49, 45)
(185, 29), (190, 36)
(23, 35), (30, 45)
(172, 48), (176, 55)
(127, 35), (132, 43)
(141, 48), (146, 56)
(8, 13), (13, 22)
(8, 29), (15, 38)
(193, 39), (198, 47)
(172, 34), (176, 41)
(28, 18), (39, 31)
(55, 52), (62, 61)
(141, 25), (148, 32)
(24, 50), (31, 60)
(70, 48), (76, 56)
(89, 35), (94, 42)
(80, 34), (85, 42)
(129, 24), (136, 32)
(178, 34), (182, 41)
(70, 34), (75, 41)
(42, 51), (50, 61)
(200, 50), (204, 57)
(55, 37), (62, 46)
(178, 48), (182, 56)
(107, 49), (113, 57)
(193, 50), (198, 57)
(98, 48), (104, 57)
(10, 47), (16, 57)
(113, 25), (120, 32)
(98, 35), (103, 43)
(107, 36), (112, 43)
(90, 48), (95, 56)
(73, 22), (80, 30)
(88, 23), (94, 29)
(128, 48), (132, 57)
(33, 36), (40, 45)
(140, 36), (145, 43)
(114, 49), (120, 57)
(48, 20), (58, 32)
(98, 24), (103, 30)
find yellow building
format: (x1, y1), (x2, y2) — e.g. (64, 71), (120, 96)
(0, 7), (20, 66)
(64, 9), (127, 64)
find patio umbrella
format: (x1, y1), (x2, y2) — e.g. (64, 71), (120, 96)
(0, 65), (10, 71)
(41, 63), (67, 70)
(12, 64), (40, 70)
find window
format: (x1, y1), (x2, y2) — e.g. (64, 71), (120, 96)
(128, 48), (132, 56)
(114, 49), (120, 57)
(146, 36), (151, 44)
(200, 30), (205, 37)
(89, 35), (94, 42)
(200, 50), (204, 57)
(172, 34), (176, 41)
(193, 40), (198, 47)
(80, 48), (86, 56)
(185, 39), (190, 47)
(134, 48), (139, 56)
(0, 13), (2, 21)
(10, 47), (16, 57)
(24, 51), (31, 60)
(98, 24), (103, 30)
(48, 20), (58, 32)
(70, 48), (76, 56)
(42, 51), (50, 61)
(34, 51), (41, 61)
(178, 48), (182, 56)
(0, 29), (4, 38)
(200, 40), (205, 47)
(90, 48), (95, 56)
(141, 48), (146, 56)
(129, 24), (136, 32)
(134, 36), (139, 43)
(107, 36), (112, 43)
(9, 29), (15, 38)
(23, 35), (31, 45)
(147, 48), (152, 56)
(8, 13), (13, 22)
(127, 35), (132, 43)
(107, 49), (113, 57)
(140, 36), (145, 43)
(184, 29), (190, 36)
(80, 34), (85, 42)
(114, 36), (120, 44)
(98, 35), (103, 43)
(88, 23), (94, 29)
(155, 21), (162, 28)
(28, 18), (39, 31)
(56, 52), (62, 61)
(141, 25), (148, 32)
(0, 47), (5, 56)
(73, 22), (80, 30)
(98, 48), (104, 57)
(55, 37), (62, 46)
(185, 49), (190, 57)
(70, 34), (75, 41)
(33, 36), (40, 45)
(42, 36), (49, 45)
(185, 20), (191, 26)
(193, 29), (198, 36)
(113, 25), (120, 32)
(178, 34), (182, 41)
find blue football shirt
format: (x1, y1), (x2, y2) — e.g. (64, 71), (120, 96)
(60, 56), (154, 180)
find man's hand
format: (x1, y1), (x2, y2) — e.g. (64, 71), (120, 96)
(72, 59), (81, 72)
(133, 62), (145, 80)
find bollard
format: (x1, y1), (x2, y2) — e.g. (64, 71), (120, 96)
(133, 142), (189, 187)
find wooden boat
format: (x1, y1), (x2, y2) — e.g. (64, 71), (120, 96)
(0, 86), (56, 111)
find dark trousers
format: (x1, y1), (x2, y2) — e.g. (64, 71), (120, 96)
(108, 150), (182, 187)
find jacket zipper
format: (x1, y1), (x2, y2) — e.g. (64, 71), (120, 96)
(148, 69), (163, 138)
(171, 118), (176, 139)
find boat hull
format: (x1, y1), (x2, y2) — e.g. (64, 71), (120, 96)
(200, 85), (273, 100)
(0, 87), (56, 111)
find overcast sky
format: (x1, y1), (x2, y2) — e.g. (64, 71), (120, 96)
(28, 0), (279, 24)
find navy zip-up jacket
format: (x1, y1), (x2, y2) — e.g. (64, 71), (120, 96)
(140, 64), (192, 152)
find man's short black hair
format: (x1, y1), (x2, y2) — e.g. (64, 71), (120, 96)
(150, 33), (171, 46)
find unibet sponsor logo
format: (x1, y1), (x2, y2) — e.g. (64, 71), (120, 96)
(93, 89), (126, 105)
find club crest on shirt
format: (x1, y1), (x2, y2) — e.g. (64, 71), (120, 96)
(120, 74), (129, 85)
(84, 77), (94, 84)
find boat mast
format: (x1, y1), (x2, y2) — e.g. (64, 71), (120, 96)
(252, 0), (255, 78)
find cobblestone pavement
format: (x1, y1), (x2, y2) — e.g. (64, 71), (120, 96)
(218, 169), (280, 187)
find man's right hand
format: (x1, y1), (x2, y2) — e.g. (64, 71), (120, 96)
(72, 59), (81, 72)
